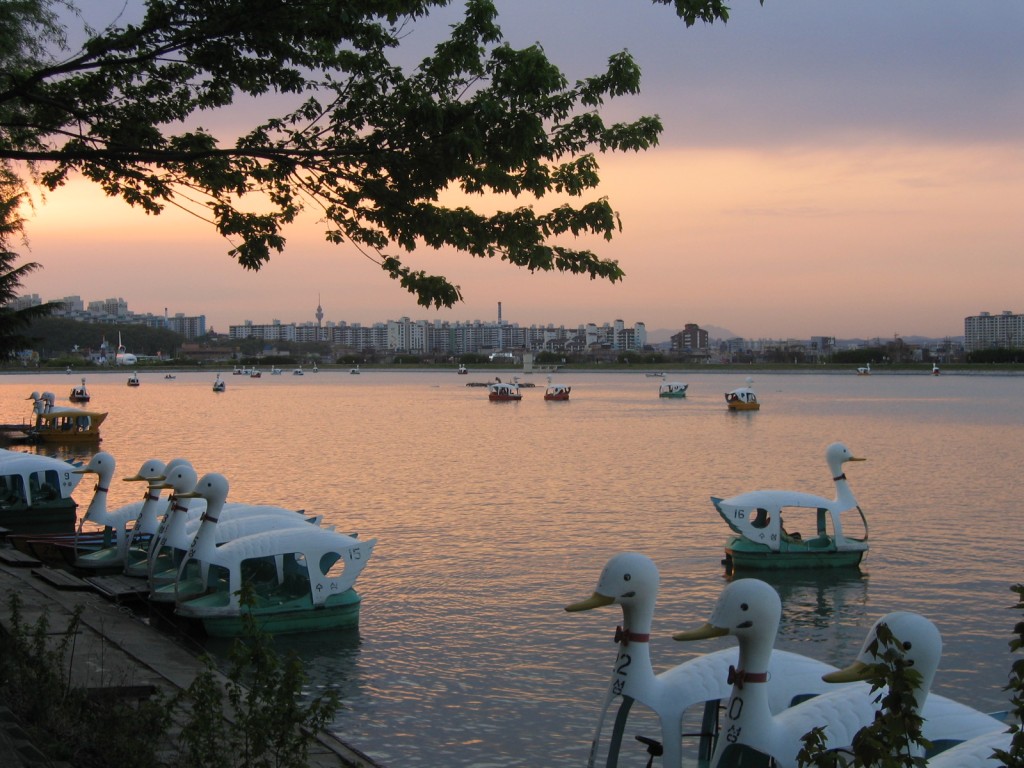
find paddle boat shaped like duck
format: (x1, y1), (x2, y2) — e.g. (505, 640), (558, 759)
(714, 442), (869, 571)
(673, 579), (1006, 767)
(543, 376), (571, 401)
(69, 378), (90, 403)
(564, 552), (849, 768)
(26, 391), (107, 444)
(0, 448), (82, 534)
(488, 377), (522, 401)
(170, 472), (375, 636)
(658, 381), (688, 398)
(724, 380), (759, 411)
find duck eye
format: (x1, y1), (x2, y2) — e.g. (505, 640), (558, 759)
(740, 603), (749, 611)
(902, 641), (912, 651)
(623, 574), (631, 582)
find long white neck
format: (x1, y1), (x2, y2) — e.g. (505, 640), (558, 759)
(711, 633), (775, 767)
(833, 472), (858, 509)
(611, 600), (657, 702)
(134, 484), (166, 534)
(189, 496), (224, 561)
(81, 470), (115, 526)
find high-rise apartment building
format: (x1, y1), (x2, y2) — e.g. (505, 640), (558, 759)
(964, 311), (1024, 351)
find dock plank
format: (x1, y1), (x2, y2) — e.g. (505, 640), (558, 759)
(0, 549), (42, 568)
(32, 566), (92, 591)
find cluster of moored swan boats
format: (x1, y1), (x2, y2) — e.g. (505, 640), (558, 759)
(0, 424), (1014, 766)
(3, 449), (374, 637)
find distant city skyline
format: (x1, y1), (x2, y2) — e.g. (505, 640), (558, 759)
(18, 2), (1023, 340)
(19, 289), (983, 346)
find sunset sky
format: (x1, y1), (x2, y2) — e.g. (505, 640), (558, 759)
(17, 0), (1024, 339)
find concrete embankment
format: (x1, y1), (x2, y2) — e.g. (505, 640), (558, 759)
(0, 548), (382, 768)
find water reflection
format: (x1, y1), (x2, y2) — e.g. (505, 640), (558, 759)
(730, 569), (871, 668)
(2, 371), (1022, 768)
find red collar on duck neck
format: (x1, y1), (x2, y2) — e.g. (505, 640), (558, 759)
(728, 665), (769, 688)
(614, 626), (650, 645)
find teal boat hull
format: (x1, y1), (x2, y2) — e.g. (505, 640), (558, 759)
(724, 535), (864, 571)
(183, 589), (363, 638)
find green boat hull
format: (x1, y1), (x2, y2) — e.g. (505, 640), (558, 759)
(185, 589), (363, 638)
(724, 535), (864, 571)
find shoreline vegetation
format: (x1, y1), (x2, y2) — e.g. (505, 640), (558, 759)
(3, 362), (1024, 375)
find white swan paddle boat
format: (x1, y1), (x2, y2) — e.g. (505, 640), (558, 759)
(565, 553), (848, 768)
(146, 469), (322, 600)
(127, 371), (141, 387)
(725, 379), (759, 411)
(69, 378), (90, 403)
(857, 363), (871, 375)
(543, 376), (571, 401)
(170, 472), (375, 636)
(212, 374), (226, 392)
(673, 579), (1007, 767)
(26, 391), (107, 444)
(714, 442), (869, 571)
(71, 453), (170, 571)
(0, 448), (82, 534)
(488, 377), (522, 401)
(658, 381), (688, 398)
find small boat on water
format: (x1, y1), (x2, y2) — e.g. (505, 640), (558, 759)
(715, 442), (869, 571)
(543, 378), (571, 401)
(270, 367), (283, 375)
(250, 368), (261, 378)
(932, 362), (941, 375)
(212, 374), (226, 392)
(658, 381), (688, 398)
(350, 365), (361, 374)
(162, 472), (374, 636)
(25, 391), (107, 444)
(127, 372), (141, 387)
(0, 448), (82, 534)
(69, 378), (90, 403)
(725, 379), (759, 411)
(164, 373), (176, 380)
(488, 377), (522, 402)
(176, 525), (376, 637)
(293, 366), (304, 376)
(856, 363), (871, 375)
(457, 364), (468, 375)
(645, 371), (666, 378)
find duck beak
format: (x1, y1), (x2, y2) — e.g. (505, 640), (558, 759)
(565, 592), (615, 612)
(673, 622), (729, 641)
(848, 456), (866, 462)
(822, 660), (872, 683)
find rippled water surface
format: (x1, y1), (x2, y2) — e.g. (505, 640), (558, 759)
(3, 369), (1022, 767)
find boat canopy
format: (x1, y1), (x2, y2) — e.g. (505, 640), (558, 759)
(0, 450), (82, 505)
(712, 490), (867, 553)
(177, 528), (376, 617)
(725, 387), (757, 403)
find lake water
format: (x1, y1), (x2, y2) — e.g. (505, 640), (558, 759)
(2, 369), (1022, 767)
